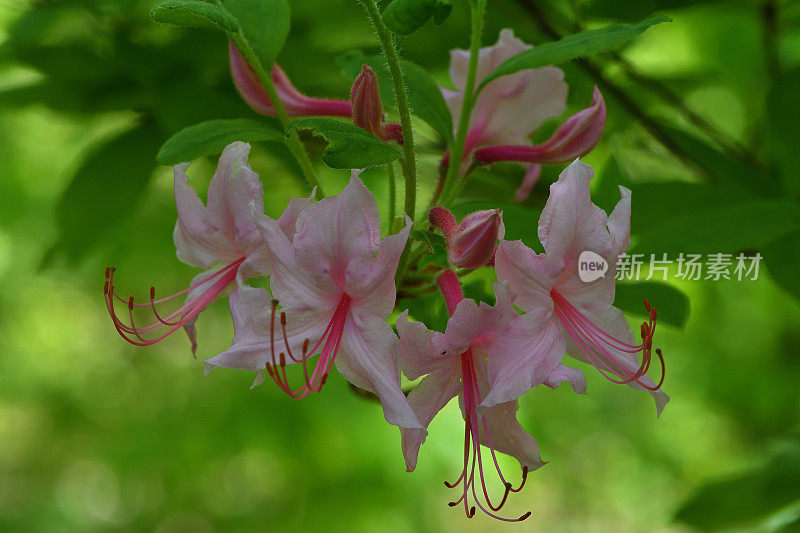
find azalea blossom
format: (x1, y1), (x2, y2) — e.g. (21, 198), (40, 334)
(229, 41), (352, 118)
(207, 173), (421, 430)
(104, 142), (310, 354)
(491, 160), (668, 413)
(428, 206), (503, 268)
(442, 29), (568, 163)
(396, 270), (585, 521)
(442, 29), (607, 201)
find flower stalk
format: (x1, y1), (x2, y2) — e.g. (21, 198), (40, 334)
(356, 0), (418, 220)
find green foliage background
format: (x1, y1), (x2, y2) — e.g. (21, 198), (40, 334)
(1, 0), (799, 531)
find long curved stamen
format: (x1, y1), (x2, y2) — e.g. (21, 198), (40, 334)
(265, 294), (352, 399)
(444, 349), (531, 522)
(104, 258), (244, 349)
(550, 290), (665, 391)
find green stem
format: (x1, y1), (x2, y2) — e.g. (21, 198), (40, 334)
(357, 0), (417, 220)
(441, 161), (479, 207)
(439, 0), (486, 204)
(386, 161), (397, 232)
(230, 34), (325, 196)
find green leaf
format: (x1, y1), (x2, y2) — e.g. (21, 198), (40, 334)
(220, 0), (290, 69)
(767, 69), (800, 196)
(382, 0), (453, 35)
(763, 229), (800, 303)
(478, 17), (670, 90)
(338, 52), (454, 144)
(410, 230), (447, 255)
(631, 199), (800, 256)
(52, 123), (162, 262)
(157, 119), (282, 165)
(676, 438), (800, 531)
(149, 1), (239, 33)
(286, 118), (402, 169)
(615, 281), (690, 329)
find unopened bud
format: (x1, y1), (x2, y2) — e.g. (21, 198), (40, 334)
(429, 207), (503, 269)
(351, 65), (384, 137)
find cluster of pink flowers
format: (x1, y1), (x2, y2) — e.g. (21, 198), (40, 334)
(105, 29), (665, 522)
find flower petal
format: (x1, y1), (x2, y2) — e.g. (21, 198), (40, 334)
(538, 160), (612, 272)
(494, 239), (558, 314)
(348, 215), (412, 317)
(481, 315), (566, 407)
(544, 364), (587, 394)
(401, 370), (461, 472)
(204, 284), (270, 373)
(254, 209), (339, 311)
(478, 400), (545, 471)
(446, 29), (567, 149)
(173, 164), (239, 269)
(396, 310), (459, 380)
(337, 313), (422, 429)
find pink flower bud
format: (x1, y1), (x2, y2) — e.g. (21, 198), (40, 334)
(473, 86), (606, 166)
(429, 207), (503, 269)
(351, 65), (384, 137)
(350, 65), (404, 144)
(229, 41), (352, 118)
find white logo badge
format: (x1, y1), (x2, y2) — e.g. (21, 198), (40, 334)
(578, 251), (608, 282)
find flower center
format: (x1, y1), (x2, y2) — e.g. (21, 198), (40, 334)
(265, 293), (352, 399)
(550, 289), (664, 390)
(104, 257), (245, 352)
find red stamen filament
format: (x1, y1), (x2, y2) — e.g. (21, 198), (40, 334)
(550, 290), (665, 391)
(265, 294), (352, 399)
(444, 348), (531, 522)
(104, 258), (245, 347)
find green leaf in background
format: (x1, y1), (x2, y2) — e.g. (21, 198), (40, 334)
(763, 229), (800, 303)
(615, 281), (690, 329)
(410, 229), (447, 255)
(286, 118), (402, 169)
(676, 437), (800, 531)
(767, 69), (800, 197)
(220, 0), (290, 70)
(631, 199), (800, 256)
(478, 17), (670, 90)
(149, 0), (239, 33)
(157, 119), (282, 165)
(51, 123), (162, 262)
(382, 0), (453, 35)
(338, 52), (454, 144)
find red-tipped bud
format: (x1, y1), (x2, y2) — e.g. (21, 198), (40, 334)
(229, 41), (352, 118)
(473, 86), (606, 166)
(429, 207), (503, 269)
(350, 65), (403, 143)
(351, 65), (384, 137)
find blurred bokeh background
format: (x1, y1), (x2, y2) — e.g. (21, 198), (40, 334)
(1, 0), (800, 531)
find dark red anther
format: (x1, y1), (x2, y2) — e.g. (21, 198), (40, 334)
(128, 297), (135, 311)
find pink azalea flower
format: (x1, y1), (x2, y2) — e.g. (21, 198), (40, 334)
(104, 142), (311, 354)
(396, 270), (585, 521)
(492, 160), (668, 414)
(443, 29), (568, 161)
(229, 41), (352, 118)
(208, 173), (421, 430)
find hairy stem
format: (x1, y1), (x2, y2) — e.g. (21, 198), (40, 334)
(357, 0), (417, 220)
(440, 0), (487, 204)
